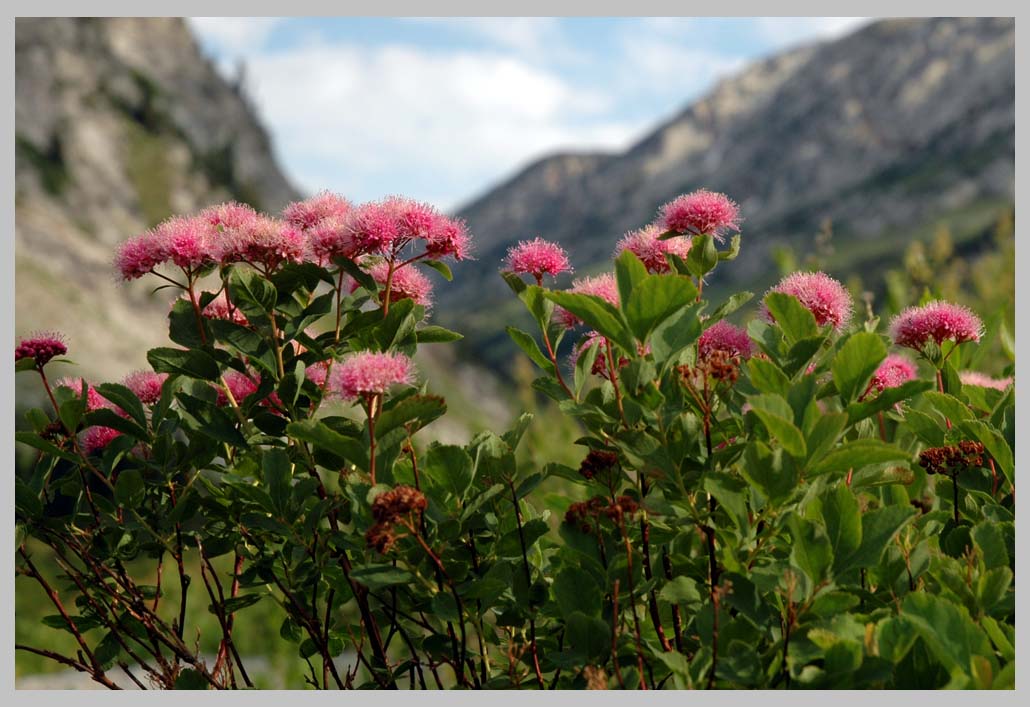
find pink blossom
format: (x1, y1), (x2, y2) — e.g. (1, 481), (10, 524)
(217, 216), (306, 268)
(388, 197), (439, 241)
(425, 215), (472, 261)
(506, 238), (572, 281)
(82, 426), (121, 455)
(348, 201), (403, 254)
(15, 331), (67, 366)
(200, 292), (249, 326)
(123, 370), (169, 405)
(305, 361), (331, 387)
(155, 215), (215, 270)
(659, 189), (740, 239)
(56, 377), (113, 411)
(889, 300), (983, 350)
(763, 272), (853, 331)
(614, 224), (692, 274)
(959, 370), (1013, 391)
(366, 262), (434, 308)
(309, 216), (360, 263)
(282, 191), (352, 230)
(555, 273), (619, 329)
(328, 351), (415, 400)
(862, 354), (918, 399)
(202, 201), (259, 230)
(698, 320), (753, 361)
(114, 232), (167, 280)
(216, 371), (259, 407)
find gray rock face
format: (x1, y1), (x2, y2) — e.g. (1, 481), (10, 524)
(443, 17), (1014, 344)
(15, 18), (299, 382)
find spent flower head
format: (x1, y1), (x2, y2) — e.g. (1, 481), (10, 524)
(16, 331), (68, 367)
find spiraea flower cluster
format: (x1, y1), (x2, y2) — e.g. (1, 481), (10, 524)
(862, 354), (918, 399)
(890, 300), (983, 351)
(555, 273), (619, 329)
(505, 238), (573, 281)
(659, 189), (740, 239)
(698, 320), (753, 361)
(613, 225), (692, 274)
(329, 351), (415, 400)
(763, 271), (853, 330)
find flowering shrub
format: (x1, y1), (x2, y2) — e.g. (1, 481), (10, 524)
(15, 188), (1014, 690)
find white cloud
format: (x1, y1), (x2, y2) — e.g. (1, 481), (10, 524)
(753, 17), (870, 47)
(242, 42), (637, 209)
(186, 17), (285, 56)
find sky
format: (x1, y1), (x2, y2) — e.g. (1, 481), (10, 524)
(188, 17), (869, 211)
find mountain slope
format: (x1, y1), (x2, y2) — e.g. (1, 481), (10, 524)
(15, 17), (299, 384)
(442, 17), (1014, 368)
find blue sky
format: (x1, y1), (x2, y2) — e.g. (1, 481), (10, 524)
(189, 17), (869, 211)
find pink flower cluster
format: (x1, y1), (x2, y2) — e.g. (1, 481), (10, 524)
(555, 273), (620, 329)
(328, 351), (415, 400)
(889, 300), (983, 351)
(56, 377), (113, 411)
(82, 426), (121, 455)
(959, 370), (1013, 391)
(862, 354), (918, 399)
(15, 332), (67, 367)
(698, 320), (753, 361)
(200, 292), (249, 326)
(124, 370), (169, 405)
(505, 238), (572, 281)
(614, 225), (691, 274)
(763, 272), (853, 331)
(659, 190), (740, 240)
(114, 194), (472, 280)
(366, 261), (434, 308)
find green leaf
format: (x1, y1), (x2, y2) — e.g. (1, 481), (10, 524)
(14, 431), (79, 463)
(94, 383), (149, 429)
(58, 396), (85, 435)
(614, 249), (648, 305)
(228, 266), (277, 319)
(789, 513), (832, 583)
(376, 394), (446, 438)
(902, 593), (994, 682)
(809, 439), (911, 477)
(373, 298), (417, 350)
(553, 566), (602, 618)
(805, 412), (848, 465)
(565, 611), (610, 661)
(147, 347), (220, 381)
(659, 576), (702, 605)
(971, 522), (1009, 569)
(649, 302), (703, 367)
(544, 291), (636, 352)
(739, 440), (799, 506)
(763, 292), (818, 345)
(922, 391), (974, 424)
(220, 594), (264, 614)
(115, 469), (145, 507)
(876, 617), (918, 664)
(685, 234), (718, 276)
(422, 259), (453, 281)
(708, 291), (753, 322)
(831, 332), (887, 404)
(845, 379), (933, 425)
(842, 505), (917, 572)
(174, 668), (209, 690)
(168, 297), (209, 348)
(262, 448), (293, 516)
(624, 274), (698, 342)
(349, 564), (417, 590)
(821, 484), (862, 576)
(718, 233), (741, 261)
(748, 396), (806, 458)
(904, 408), (947, 447)
(747, 358), (790, 396)
(423, 444), (475, 501)
(337, 256), (377, 292)
(286, 419), (367, 468)
(416, 325), (463, 343)
(507, 327), (552, 370)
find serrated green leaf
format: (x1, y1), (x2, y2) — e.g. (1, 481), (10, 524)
(831, 332), (887, 404)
